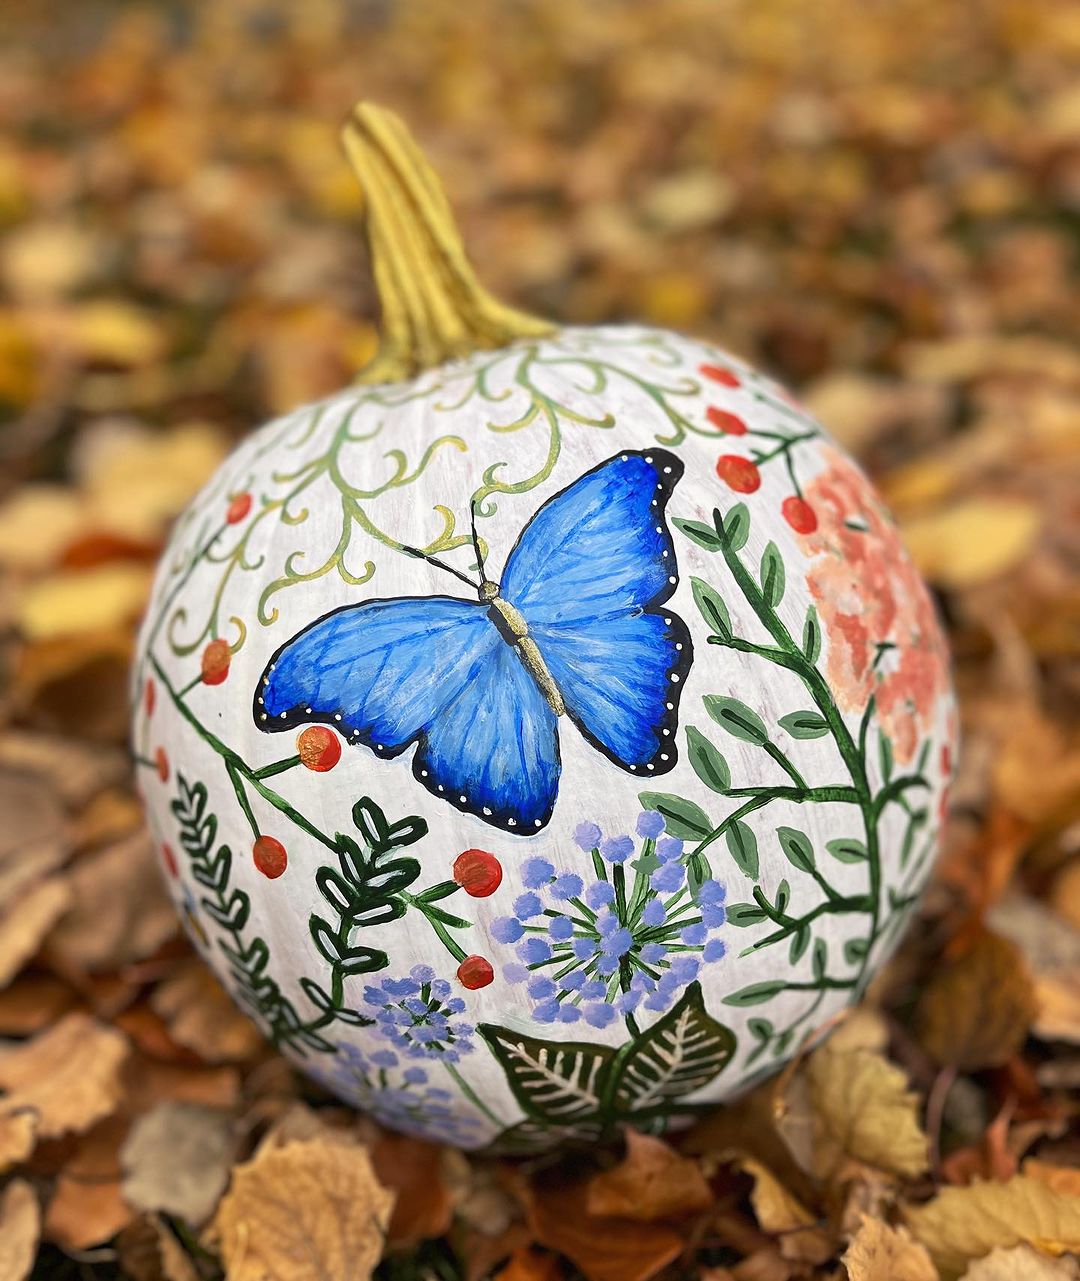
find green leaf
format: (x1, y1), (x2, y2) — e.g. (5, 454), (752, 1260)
(802, 606), (822, 664)
(760, 541), (786, 608)
(789, 927), (811, 964)
(778, 710), (830, 739)
(748, 1017), (774, 1041)
(844, 938), (870, 964)
(478, 1024), (613, 1130)
(717, 503), (750, 551)
(827, 837), (868, 863)
(775, 878), (791, 914)
(704, 695), (769, 745)
(726, 902), (767, 927)
(879, 732), (894, 783)
(673, 517), (723, 551)
(612, 982), (736, 1111)
(724, 980), (786, 1007)
(638, 792), (713, 841)
(685, 727), (731, 794)
(724, 819), (759, 878)
(777, 826), (815, 873)
(690, 576), (732, 639)
(812, 938), (828, 982)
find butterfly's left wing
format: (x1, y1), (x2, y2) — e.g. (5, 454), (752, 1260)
(500, 450), (692, 775)
(255, 595), (560, 831)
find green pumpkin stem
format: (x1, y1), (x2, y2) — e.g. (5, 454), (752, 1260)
(342, 103), (554, 384)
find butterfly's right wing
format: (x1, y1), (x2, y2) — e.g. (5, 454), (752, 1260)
(256, 596), (560, 831)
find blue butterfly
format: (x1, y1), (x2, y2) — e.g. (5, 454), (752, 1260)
(254, 450), (692, 834)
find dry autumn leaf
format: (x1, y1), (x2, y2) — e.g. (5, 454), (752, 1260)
(958, 1244), (1080, 1279)
(905, 1175), (1080, 1280)
(120, 1101), (236, 1227)
(0, 1179), (39, 1281)
(842, 1214), (938, 1281)
(211, 1137), (394, 1281)
(915, 931), (1038, 1072)
(44, 1115), (132, 1249)
(738, 1157), (833, 1266)
(807, 1042), (929, 1178)
(0, 874), (72, 988)
(586, 1128), (713, 1221)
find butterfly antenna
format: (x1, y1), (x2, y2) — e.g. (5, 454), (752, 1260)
(400, 544), (479, 591)
(469, 498), (489, 580)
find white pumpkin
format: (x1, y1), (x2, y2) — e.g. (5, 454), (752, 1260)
(133, 105), (955, 1151)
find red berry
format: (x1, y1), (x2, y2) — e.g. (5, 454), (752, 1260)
(201, 638), (232, 685)
(297, 725), (342, 772)
(941, 744), (952, 777)
(781, 495), (817, 534)
(144, 678), (155, 717)
(716, 455), (761, 493)
(161, 843), (178, 878)
(155, 746), (169, 783)
(253, 835), (287, 879)
(226, 492), (253, 524)
(457, 955), (495, 989)
(700, 362), (741, 387)
(453, 849), (503, 897)
(706, 406), (748, 435)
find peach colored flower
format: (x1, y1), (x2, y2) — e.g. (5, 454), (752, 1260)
(797, 448), (950, 763)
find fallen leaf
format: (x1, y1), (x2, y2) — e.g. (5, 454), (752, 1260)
(16, 562), (153, 641)
(44, 1115), (132, 1249)
(901, 498), (1039, 589)
(524, 1173), (684, 1281)
(0, 1011), (129, 1168)
(0, 875), (71, 988)
(494, 1248), (565, 1281)
(117, 1214), (201, 1281)
(211, 1138), (394, 1281)
(915, 931), (1038, 1071)
(905, 1175), (1080, 1279)
(0, 1179), (39, 1281)
(150, 961), (265, 1063)
(586, 1128), (713, 1221)
(958, 1244), (1080, 1279)
(738, 1157), (832, 1265)
(371, 1130), (454, 1247)
(1023, 1160), (1080, 1199)
(121, 1101), (235, 1226)
(0, 764), (69, 906)
(0, 974), (75, 1035)
(842, 1214), (938, 1281)
(807, 1043), (928, 1178)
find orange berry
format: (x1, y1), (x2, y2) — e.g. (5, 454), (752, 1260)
(716, 455), (761, 493)
(700, 362), (741, 387)
(226, 492), (253, 524)
(155, 747), (169, 783)
(457, 955), (494, 989)
(201, 638), (232, 685)
(297, 725), (342, 772)
(781, 495), (817, 534)
(144, 678), (156, 717)
(706, 406), (748, 435)
(453, 849), (503, 897)
(253, 835), (287, 879)
(161, 843), (178, 878)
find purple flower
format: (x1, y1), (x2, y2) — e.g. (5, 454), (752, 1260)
(656, 836), (684, 862)
(601, 835), (634, 864)
(522, 858), (555, 888)
(575, 821), (602, 850)
(360, 971), (475, 1062)
(637, 810), (666, 839)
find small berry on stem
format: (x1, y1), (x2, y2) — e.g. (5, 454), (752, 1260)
(716, 455), (761, 493)
(700, 362), (741, 387)
(155, 747), (169, 783)
(297, 725), (342, 772)
(706, 406), (747, 435)
(226, 492), (253, 524)
(453, 849), (503, 897)
(781, 495), (817, 534)
(160, 843), (178, 878)
(253, 835), (287, 879)
(144, 678), (155, 717)
(200, 638), (232, 685)
(457, 955), (494, 989)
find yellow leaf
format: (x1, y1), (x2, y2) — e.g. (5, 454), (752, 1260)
(738, 1157), (832, 1264)
(807, 1043), (928, 1178)
(843, 1214), (938, 1281)
(17, 563), (152, 641)
(901, 498), (1040, 589)
(959, 1244), (1080, 1279)
(905, 1176), (1080, 1280)
(0, 1179), (39, 1281)
(211, 1138), (394, 1281)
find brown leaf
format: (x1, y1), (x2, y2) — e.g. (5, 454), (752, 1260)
(45, 829), (176, 973)
(121, 1101), (236, 1226)
(738, 1157), (832, 1265)
(0, 1179), (39, 1281)
(211, 1138), (394, 1281)
(842, 1214), (938, 1281)
(905, 1175), (1080, 1279)
(524, 1174), (684, 1281)
(586, 1129), (713, 1221)
(0, 764), (69, 906)
(371, 1130), (454, 1247)
(150, 960), (265, 1063)
(958, 1244), (1080, 1279)
(493, 1248), (565, 1281)
(117, 1215), (200, 1281)
(44, 1115), (132, 1249)
(0, 875), (72, 988)
(0, 1011), (128, 1169)
(916, 931), (1038, 1071)
(807, 1042), (929, 1178)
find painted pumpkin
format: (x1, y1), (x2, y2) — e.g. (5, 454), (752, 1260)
(134, 104), (955, 1151)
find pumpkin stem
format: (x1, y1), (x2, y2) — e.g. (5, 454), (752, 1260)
(342, 103), (555, 384)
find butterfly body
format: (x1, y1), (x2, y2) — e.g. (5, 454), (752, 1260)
(256, 450), (692, 833)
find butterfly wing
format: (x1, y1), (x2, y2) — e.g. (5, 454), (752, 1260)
(255, 596), (560, 830)
(500, 450), (692, 775)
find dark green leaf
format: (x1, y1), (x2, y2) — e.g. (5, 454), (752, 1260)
(717, 503), (750, 551)
(802, 606), (822, 664)
(826, 837), (868, 863)
(478, 1024), (614, 1129)
(879, 733), (894, 783)
(725, 902), (767, 927)
(844, 938), (869, 964)
(690, 576), (732, 639)
(777, 825), (815, 873)
(778, 710), (829, 739)
(760, 541), (785, 608)
(748, 1017), (774, 1041)
(638, 792), (713, 841)
(775, 878), (791, 914)
(685, 726), (731, 793)
(724, 819), (759, 878)
(724, 980), (786, 1007)
(812, 938), (828, 981)
(789, 926), (810, 964)
(673, 517), (723, 551)
(704, 695), (769, 745)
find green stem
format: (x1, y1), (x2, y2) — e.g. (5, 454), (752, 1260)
(445, 1061), (504, 1129)
(254, 755), (302, 779)
(762, 739), (808, 789)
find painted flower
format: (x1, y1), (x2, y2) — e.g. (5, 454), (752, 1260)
(311, 1044), (484, 1146)
(796, 447), (950, 763)
(362, 965), (475, 1062)
(493, 813), (726, 1024)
